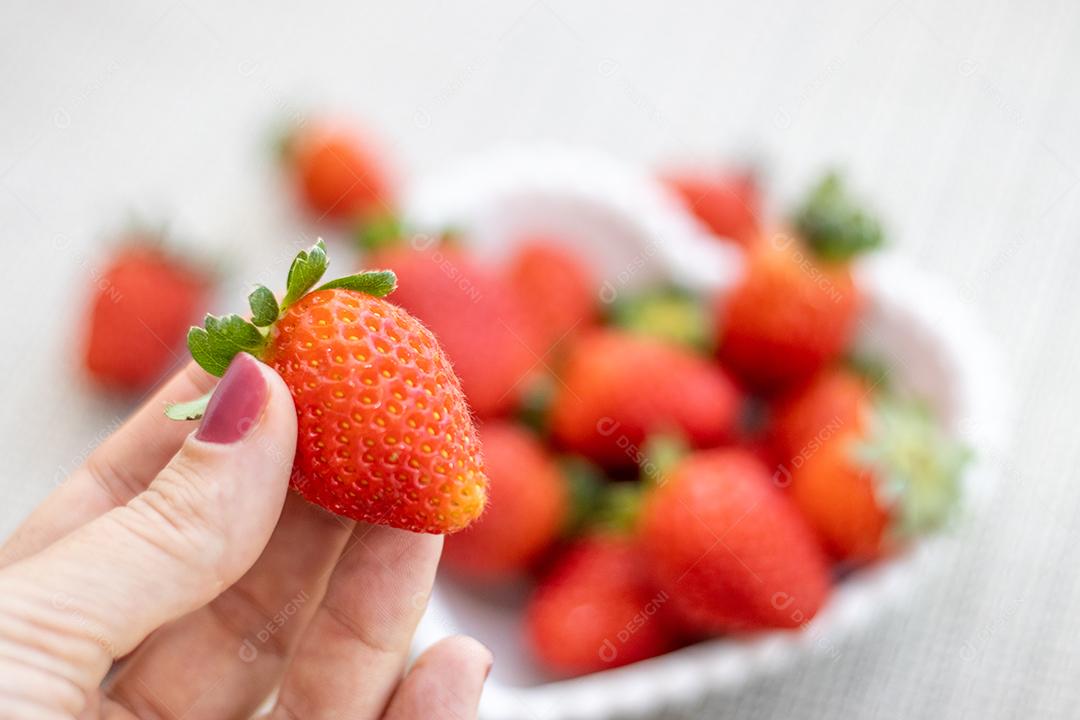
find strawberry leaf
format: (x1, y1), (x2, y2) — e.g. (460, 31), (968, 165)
(642, 433), (689, 486)
(188, 326), (234, 377)
(354, 213), (405, 253)
(846, 351), (891, 391)
(794, 172), (884, 262)
(316, 270), (397, 297)
(205, 314), (265, 350)
(164, 390), (213, 421)
(283, 239), (329, 308)
(610, 287), (713, 352)
(188, 314), (265, 377)
(560, 455), (605, 535)
(855, 398), (969, 539)
(592, 482), (644, 533)
(517, 375), (555, 437)
(248, 285), (280, 327)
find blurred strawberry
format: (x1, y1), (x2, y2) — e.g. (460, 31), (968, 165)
(508, 239), (597, 359)
(84, 240), (211, 392)
(639, 448), (832, 633)
(664, 169), (760, 247)
(770, 367), (872, 465)
(525, 534), (676, 676)
(282, 122), (393, 222)
(716, 173), (883, 392)
(367, 244), (540, 417)
(443, 422), (568, 578)
(550, 330), (742, 466)
(716, 236), (859, 392)
(789, 398), (967, 564)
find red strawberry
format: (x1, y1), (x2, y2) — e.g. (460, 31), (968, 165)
(716, 174), (884, 392)
(770, 367), (871, 466)
(367, 244), (539, 418)
(507, 239), (597, 358)
(717, 235), (861, 392)
(639, 448), (832, 633)
(282, 123), (393, 222)
(84, 240), (211, 392)
(664, 169), (760, 247)
(550, 330), (742, 466)
(167, 241), (487, 533)
(789, 399), (967, 563)
(442, 422), (568, 578)
(525, 535), (676, 676)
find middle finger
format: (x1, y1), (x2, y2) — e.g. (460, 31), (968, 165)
(106, 495), (353, 719)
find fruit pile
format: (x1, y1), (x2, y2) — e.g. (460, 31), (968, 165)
(371, 164), (967, 677)
(79, 119), (969, 679)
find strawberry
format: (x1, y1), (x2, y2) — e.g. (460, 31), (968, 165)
(769, 367), (872, 466)
(507, 239), (597, 359)
(84, 239), (211, 392)
(550, 330), (742, 466)
(366, 244), (539, 418)
(525, 535), (676, 676)
(716, 174), (883, 392)
(663, 169), (760, 247)
(788, 398), (967, 563)
(167, 240), (487, 534)
(639, 448), (832, 633)
(282, 123), (393, 222)
(442, 422), (568, 578)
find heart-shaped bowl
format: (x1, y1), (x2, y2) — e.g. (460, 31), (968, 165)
(401, 144), (1010, 720)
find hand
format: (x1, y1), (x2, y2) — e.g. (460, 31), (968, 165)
(0, 354), (491, 719)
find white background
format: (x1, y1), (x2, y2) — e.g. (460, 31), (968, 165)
(2, 1), (1078, 718)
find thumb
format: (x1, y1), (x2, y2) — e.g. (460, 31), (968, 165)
(0, 354), (297, 683)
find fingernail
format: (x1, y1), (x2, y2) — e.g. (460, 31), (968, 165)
(196, 353), (269, 444)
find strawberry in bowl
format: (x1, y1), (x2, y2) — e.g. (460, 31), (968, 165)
(397, 145), (1005, 720)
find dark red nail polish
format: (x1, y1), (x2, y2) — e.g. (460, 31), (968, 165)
(196, 353), (269, 444)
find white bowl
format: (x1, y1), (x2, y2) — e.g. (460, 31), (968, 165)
(401, 145), (1010, 720)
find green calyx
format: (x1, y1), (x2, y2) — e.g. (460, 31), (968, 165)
(559, 435), (688, 537)
(591, 482), (644, 534)
(166, 239), (397, 420)
(352, 212), (463, 257)
(640, 433), (689, 487)
(845, 351), (892, 392)
(559, 455), (607, 536)
(516, 374), (556, 438)
(353, 212), (406, 253)
(853, 398), (970, 539)
(793, 172), (885, 262)
(610, 287), (713, 352)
